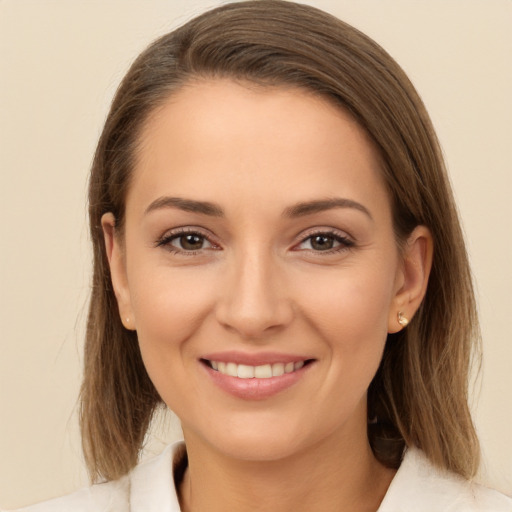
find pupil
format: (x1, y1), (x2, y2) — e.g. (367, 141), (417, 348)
(311, 235), (333, 250)
(181, 234), (203, 250)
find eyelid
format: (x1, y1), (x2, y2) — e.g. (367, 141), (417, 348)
(294, 227), (354, 244)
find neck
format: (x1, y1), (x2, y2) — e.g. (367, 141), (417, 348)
(178, 427), (396, 512)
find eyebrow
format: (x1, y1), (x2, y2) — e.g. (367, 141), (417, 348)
(144, 196), (372, 220)
(283, 198), (373, 220)
(144, 196), (224, 217)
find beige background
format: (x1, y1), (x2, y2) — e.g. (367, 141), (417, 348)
(1, 0), (511, 508)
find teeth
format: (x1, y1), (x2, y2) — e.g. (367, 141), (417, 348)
(237, 364), (255, 379)
(254, 364), (272, 378)
(272, 363), (284, 376)
(210, 360), (307, 378)
(226, 362), (238, 377)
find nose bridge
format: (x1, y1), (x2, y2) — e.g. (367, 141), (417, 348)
(216, 244), (292, 338)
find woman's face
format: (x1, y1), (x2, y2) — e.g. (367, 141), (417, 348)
(105, 79), (416, 462)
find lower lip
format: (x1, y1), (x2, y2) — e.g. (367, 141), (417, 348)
(203, 362), (312, 400)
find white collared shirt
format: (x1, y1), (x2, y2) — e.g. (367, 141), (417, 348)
(6, 442), (512, 511)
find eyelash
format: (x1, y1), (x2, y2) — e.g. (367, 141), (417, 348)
(155, 228), (355, 256)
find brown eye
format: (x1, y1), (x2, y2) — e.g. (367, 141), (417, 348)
(156, 229), (218, 254)
(176, 234), (207, 251)
(310, 234), (336, 251)
(295, 231), (353, 253)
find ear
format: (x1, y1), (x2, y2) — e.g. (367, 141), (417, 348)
(101, 213), (136, 330)
(388, 225), (433, 333)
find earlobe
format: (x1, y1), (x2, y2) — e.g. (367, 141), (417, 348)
(388, 225), (433, 333)
(101, 213), (136, 330)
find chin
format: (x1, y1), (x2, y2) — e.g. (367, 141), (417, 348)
(184, 410), (348, 464)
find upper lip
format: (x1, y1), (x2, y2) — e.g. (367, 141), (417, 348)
(201, 351), (314, 366)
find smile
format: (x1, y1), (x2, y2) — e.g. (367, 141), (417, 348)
(206, 360), (306, 379)
(200, 353), (315, 400)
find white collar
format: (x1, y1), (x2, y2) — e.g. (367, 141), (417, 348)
(129, 442), (184, 512)
(378, 446), (512, 511)
(127, 442), (511, 512)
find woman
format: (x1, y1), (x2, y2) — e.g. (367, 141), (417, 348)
(9, 1), (511, 510)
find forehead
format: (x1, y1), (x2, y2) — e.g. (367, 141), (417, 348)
(129, 79), (389, 217)
(139, 78), (377, 157)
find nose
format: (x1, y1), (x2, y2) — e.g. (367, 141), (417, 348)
(215, 248), (294, 340)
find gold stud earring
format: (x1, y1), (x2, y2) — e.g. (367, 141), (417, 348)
(397, 311), (409, 327)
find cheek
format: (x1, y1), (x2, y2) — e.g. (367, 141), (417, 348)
(296, 259), (397, 390)
(127, 263), (216, 361)
(126, 266), (218, 413)
(301, 264), (395, 340)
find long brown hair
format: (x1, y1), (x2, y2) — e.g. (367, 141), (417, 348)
(81, 0), (480, 482)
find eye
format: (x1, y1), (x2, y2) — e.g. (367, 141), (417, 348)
(296, 231), (354, 252)
(305, 234), (338, 251)
(156, 229), (217, 254)
(171, 233), (211, 251)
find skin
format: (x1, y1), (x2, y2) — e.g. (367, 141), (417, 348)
(103, 79), (432, 512)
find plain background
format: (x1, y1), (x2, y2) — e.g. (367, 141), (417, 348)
(1, 0), (511, 508)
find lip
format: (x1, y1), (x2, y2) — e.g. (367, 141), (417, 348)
(200, 351), (315, 401)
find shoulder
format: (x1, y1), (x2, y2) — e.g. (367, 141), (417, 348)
(379, 447), (512, 512)
(4, 443), (184, 512)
